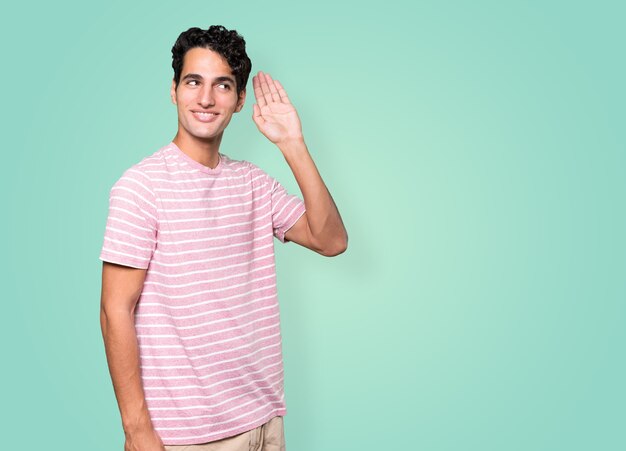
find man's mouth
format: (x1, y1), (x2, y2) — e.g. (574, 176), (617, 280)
(192, 111), (219, 122)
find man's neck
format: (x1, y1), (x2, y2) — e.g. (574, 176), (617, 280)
(172, 133), (222, 169)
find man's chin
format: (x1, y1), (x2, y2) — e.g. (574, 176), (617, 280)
(190, 131), (223, 142)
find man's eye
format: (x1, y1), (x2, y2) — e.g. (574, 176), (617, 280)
(187, 80), (198, 86)
(218, 83), (231, 90)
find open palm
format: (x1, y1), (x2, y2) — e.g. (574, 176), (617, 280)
(252, 71), (303, 144)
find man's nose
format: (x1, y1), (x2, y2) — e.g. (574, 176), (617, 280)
(198, 85), (215, 107)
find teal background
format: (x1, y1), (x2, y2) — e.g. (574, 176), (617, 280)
(2, 1), (624, 449)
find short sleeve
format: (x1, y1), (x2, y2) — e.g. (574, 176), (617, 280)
(99, 169), (158, 269)
(269, 175), (306, 244)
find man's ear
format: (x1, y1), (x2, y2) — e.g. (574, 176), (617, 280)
(170, 79), (177, 105)
(235, 89), (246, 113)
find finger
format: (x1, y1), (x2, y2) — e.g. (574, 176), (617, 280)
(274, 79), (291, 105)
(252, 74), (267, 107)
(264, 72), (281, 103)
(259, 71), (276, 104)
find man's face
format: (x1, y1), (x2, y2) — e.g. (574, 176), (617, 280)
(170, 47), (245, 143)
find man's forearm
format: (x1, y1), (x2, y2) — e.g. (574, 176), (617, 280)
(278, 138), (347, 253)
(100, 308), (154, 435)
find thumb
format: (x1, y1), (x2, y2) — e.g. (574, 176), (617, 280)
(252, 103), (265, 128)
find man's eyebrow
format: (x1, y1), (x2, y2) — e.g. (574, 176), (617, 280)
(214, 76), (236, 84)
(181, 73), (236, 84)
(181, 73), (202, 81)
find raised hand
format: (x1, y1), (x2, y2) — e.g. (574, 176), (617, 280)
(252, 71), (304, 145)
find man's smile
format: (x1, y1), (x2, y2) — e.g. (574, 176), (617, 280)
(191, 110), (220, 122)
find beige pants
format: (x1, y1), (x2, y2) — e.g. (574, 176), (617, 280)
(163, 416), (285, 451)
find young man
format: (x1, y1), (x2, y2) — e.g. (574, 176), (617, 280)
(99, 26), (347, 450)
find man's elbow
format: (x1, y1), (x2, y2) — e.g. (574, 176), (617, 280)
(318, 233), (348, 257)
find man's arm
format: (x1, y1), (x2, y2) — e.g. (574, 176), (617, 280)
(100, 261), (165, 451)
(252, 71), (348, 256)
(278, 139), (347, 256)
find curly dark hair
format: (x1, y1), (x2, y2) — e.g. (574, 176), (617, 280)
(171, 25), (252, 96)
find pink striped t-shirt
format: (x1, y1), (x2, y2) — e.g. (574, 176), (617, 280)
(99, 141), (306, 445)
